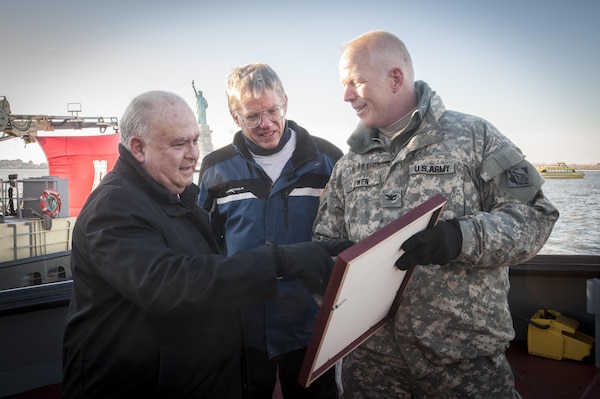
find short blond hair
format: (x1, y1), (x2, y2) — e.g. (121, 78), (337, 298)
(342, 30), (414, 82)
(225, 64), (286, 113)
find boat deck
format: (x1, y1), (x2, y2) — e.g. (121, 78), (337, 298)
(3, 254), (599, 398)
(507, 340), (600, 399)
(10, 341), (598, 399)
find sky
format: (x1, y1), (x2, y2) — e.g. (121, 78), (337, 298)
(1, 0), (599, 165)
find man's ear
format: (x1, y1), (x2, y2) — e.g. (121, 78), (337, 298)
(231, 111), (242, 128)
(390, 67), (404, 93)
(282, 94), (289, 113)
(130, 137), (146, 163)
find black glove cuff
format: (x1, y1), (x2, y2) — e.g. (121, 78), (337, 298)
(447, 218), (463, 257)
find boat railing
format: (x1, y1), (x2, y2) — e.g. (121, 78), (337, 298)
(0, 279), (72, 316)
(1, 217), (74, 263)
(509, 254), (600, 341)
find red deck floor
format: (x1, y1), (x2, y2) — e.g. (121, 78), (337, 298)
(507, 340), (600, 399)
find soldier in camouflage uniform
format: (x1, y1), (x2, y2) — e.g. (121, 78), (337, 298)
(313, 31), (559, 398)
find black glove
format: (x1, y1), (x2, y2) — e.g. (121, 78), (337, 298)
(395, 219), (462, 271)
(275, 240), (355, 293)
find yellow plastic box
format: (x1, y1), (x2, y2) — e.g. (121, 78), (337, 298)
(527, 309), (594, 361)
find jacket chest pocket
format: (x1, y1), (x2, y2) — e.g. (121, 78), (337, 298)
(344, 174), (382, 205)
(342, 174), (387, 238)
(406, 160), (466, 218)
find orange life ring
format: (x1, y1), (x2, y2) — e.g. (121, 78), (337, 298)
(40, 188), (62, 218)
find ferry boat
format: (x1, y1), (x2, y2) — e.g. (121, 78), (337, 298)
(1, 98), (599, 398)
(537, 162), (585, 179)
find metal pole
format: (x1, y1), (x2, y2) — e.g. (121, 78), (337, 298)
(586, 278), (600, 367)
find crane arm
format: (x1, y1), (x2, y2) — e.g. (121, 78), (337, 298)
(0, 96), (118, 144)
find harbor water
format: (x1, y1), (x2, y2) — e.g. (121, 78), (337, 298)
(2, 169), (599, 256)
(537, 170), (600, 255)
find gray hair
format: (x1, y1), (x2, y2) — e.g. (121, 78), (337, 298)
(225, 64), (286, 113)
(119, 90), (185, 148)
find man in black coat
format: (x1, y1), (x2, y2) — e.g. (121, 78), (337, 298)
(61, 90), (351, 398)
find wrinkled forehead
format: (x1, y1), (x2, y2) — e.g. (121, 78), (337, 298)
(151, 104), (198, 138)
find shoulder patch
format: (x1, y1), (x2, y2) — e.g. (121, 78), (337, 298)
(506, 166), (531, 187)
(495, 160), (543, 203)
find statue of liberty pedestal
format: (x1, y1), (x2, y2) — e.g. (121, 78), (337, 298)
(192, 80), (208, 126)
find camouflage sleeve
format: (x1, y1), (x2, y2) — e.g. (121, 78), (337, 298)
(313, 160), (349, 241)
(457, 147), (559, 267)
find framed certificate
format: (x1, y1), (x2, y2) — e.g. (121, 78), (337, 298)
(299, 194), (447, 387)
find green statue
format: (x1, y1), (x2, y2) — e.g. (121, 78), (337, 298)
(192, 80), (208, 126)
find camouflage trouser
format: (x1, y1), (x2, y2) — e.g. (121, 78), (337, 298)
(341, 345), (521, 399)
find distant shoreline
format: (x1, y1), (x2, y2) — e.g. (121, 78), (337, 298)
(3, 163), (600, 171)
(1, 167), (49, 170)
(0, 167), (48, 170)
(533, 163), (600, 171)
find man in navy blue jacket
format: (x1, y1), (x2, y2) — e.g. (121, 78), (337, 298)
(198, 64), (343, 398)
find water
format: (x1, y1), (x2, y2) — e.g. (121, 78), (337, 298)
(538, 170), (600, 255)
(1, 168), (49, 180)
(2, 169), (599, 255)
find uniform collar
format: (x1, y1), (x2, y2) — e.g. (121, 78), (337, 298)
(347, 80), (437, 154)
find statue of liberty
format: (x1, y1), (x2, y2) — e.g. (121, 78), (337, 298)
(192, 80), (208, 126)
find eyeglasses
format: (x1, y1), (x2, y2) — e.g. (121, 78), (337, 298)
(236, 104), (284, 128)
